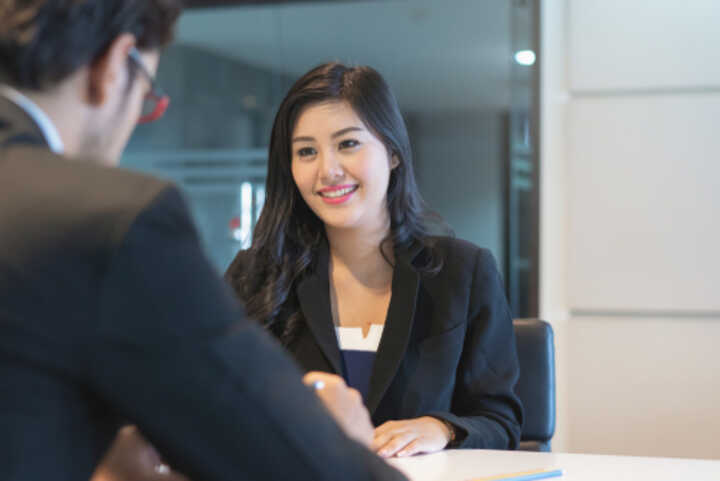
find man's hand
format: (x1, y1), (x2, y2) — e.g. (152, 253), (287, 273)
(302, 371), (374, 447)
(91, 425), (191, 481)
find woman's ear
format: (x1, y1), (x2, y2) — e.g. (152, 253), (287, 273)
(390, 154), (400, 170)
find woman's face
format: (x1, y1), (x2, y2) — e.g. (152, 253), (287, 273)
(290, 100), (397, 232)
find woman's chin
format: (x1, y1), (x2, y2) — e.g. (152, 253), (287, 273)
(322, 218), (362, 231)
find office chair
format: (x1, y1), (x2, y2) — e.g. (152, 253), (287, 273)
(513, 319), (556, 452)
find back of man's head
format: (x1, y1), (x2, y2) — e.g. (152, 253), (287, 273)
(0, 0), (183, 91)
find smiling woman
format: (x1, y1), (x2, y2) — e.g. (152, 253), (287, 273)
(225, 62), (524, 458)
(291, 101), (398, 230)
(122, 0), (540, 319)
(228, 62), (438, 343)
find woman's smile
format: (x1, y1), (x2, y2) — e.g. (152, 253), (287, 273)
(291, 100), (393, 231)
(317, 184), (360, 204)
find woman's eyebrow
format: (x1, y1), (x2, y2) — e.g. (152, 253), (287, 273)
(292, 126), (364, 143)
(331, 126), (364, 138)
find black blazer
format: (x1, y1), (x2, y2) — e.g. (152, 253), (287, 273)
(226, 237), (524, 449)
(0, 96), (405, 481)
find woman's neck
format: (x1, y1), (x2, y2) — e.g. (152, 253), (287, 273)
(325, 221), (394, 289)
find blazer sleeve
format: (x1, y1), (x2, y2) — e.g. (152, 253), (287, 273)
(427, 248), (524, 449)
(90, 186), (406, 481)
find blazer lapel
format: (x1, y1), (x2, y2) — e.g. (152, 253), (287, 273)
(296, 244), (343, 374)
(366, 245), (421, 414)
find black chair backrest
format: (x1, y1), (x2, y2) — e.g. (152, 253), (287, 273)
(513, 319), (556, 452)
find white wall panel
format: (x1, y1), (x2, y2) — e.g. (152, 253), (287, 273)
(566, 317), (720, 459)
(567, 94), (720, 312)
(569, 0), (720, 91)
(544, 0), (720, 460)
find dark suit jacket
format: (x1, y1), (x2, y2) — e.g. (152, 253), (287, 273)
(0, 95), (406, 481)
(226, 237), (524, 449)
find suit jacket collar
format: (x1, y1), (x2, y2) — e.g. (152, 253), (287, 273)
(296, 243), (343, 374)
(0, 95), (48, 149)
(296, 239), (422, 414)
(366, 245), (420, 413)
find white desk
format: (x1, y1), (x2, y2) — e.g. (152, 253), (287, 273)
(387, 449), (720, 481)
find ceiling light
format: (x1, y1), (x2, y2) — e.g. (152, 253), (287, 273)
(514, 50), (536, 66)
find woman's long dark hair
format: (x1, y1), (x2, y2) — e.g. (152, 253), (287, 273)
(229, 62), (443, 344)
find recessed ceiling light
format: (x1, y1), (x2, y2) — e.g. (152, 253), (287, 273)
(514, 50), (536, 66)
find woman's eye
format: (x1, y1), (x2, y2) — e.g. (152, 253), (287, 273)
(339, 139), (359, 150)
(297, 147), (316, 157)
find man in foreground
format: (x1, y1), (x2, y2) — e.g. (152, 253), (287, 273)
(0, 2), (406, 480)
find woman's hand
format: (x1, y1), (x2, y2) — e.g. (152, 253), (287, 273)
(91, 425), (191, 481)
(372, 416), (453, 458)
(302, 371), (374, 447)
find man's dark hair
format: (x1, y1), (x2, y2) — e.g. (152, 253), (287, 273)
(0, 0), (183, 90)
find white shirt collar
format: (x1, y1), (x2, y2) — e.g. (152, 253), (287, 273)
(0, 84), (64, 154)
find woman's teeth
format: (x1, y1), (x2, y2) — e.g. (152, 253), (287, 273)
(320, 186), (357, 198)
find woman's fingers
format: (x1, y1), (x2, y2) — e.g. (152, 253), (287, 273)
(373, 420), (398, 436)
(371, 430), (396, 452)
(396, 439), (425, 457)
(372, 417), (453, 458)
(375, 432), (416, 458)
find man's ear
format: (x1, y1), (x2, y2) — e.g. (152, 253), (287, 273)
(87, 33), (136, 106)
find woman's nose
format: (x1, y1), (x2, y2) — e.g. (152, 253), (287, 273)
(319, 150), (344, 181)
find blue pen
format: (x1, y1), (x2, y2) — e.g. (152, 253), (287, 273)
(469, 467), (564, 481)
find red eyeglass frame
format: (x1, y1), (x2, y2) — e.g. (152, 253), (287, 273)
(128, 47), (170, 124)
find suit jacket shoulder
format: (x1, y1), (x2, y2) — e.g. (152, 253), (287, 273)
(421, 236), (500, 299)
(427, 235), (496, 268)
(1, 145), (171, 247)
(0, 144), (179, 355)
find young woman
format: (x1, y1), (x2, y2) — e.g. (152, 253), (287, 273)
(225, 62), (523, 457)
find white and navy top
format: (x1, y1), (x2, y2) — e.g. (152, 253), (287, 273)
(335, 324), (384, 401)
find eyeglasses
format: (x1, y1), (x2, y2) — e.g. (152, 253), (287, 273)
(128, 47), (170, 124)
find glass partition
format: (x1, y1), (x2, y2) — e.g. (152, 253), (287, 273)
(121, 0), (540, 317)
